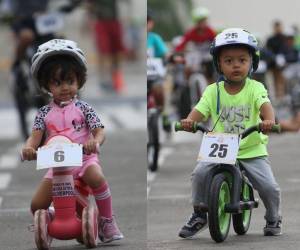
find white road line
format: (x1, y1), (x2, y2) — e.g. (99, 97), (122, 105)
(158, 147), (174, 166)
(0, 207), (29, 214)
(172, 130), (201, 143)
(147, 147), (174, 197)
(147, 171), (156, 198)
(0, 173), (12, 190)
(0, 109), (20, 139)
(96, 112), (117, 132)
(0, 105), (146, 139)
(0, 155), (19, 169)
(0, 142), (23, 169)
(104, 105), (146, 130)
(287, 178), (300, 183)
(148, 194), (189, 200)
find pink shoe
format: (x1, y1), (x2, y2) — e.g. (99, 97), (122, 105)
(98, 216), (124, 243)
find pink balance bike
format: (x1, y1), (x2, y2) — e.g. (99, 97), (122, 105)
(32, 135), (98, 249)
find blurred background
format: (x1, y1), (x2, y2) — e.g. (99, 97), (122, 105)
(147, 1), (300, 249)
(0, 0), (146, 249)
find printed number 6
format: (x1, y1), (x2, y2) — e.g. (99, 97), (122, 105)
(54, 151), (65, 162)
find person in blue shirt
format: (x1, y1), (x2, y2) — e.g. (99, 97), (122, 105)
(147, 14), (168, 58)
(147, 10), (170, 131)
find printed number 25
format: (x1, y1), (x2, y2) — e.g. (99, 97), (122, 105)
(209, 143), (228, 158)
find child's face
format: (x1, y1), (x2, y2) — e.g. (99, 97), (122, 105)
(195, 18), (208, 30)
(219, 47), (251, 83)
(48, 69), (79, 103)
(147, 19), (154, 32)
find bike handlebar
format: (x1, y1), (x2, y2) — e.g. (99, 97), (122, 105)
(174, 122), (209, 133)
(174, 122), (281, 138)
(20, 143), (100, 162)
(240, 124), (281, 138)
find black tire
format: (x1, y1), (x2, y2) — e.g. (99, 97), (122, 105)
(147, 111), (160, 171)
(177, 86), (191, 119)
(208, 174), (231, 243)
(232, 183), (252, 235)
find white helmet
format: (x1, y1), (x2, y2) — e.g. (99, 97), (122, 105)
(31, 39), (87, 81)
(191, 7), (210, 23)
(210, 28), (259, 74)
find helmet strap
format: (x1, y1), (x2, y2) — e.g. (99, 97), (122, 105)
(248, 54), (254, 77)
(50, 94), (78, 107)
(216, 75), (225, 115)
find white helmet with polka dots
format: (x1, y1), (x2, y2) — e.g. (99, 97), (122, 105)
(31, 39), (87, 81)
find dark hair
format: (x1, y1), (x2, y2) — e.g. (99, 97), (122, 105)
(147, 9), (155, 21)
(37, 55), (87, 91)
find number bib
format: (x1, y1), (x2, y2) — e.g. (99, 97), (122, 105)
(35, 12), (64, 35)
(147, 57), (166, 78)
(37, 143), (83, 170)
(197, 132), (239, 164)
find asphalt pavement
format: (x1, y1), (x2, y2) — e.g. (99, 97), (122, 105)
(147, 130), (300, 250)
(0, 8), (147, 249)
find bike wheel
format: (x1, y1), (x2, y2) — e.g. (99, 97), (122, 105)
(208, 174), (231, 243)
(147, 111), (160, 171)
(188, 73), (207, 107)
(232, 182), (252, 235)
(34, 209), (52, 250)
(82, 205), (98, 248)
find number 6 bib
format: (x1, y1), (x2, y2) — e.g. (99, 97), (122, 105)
(37, 143), (83, 170)
(197, 132), (239, 164)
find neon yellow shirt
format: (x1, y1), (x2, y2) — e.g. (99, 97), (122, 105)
(195, 78), (270, 159)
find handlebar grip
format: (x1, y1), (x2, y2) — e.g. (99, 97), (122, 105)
(258, 124), (281, 133)
(174, 122), (198, 133)
(174, 122), (183, 132)
(271, 124), (281, 133)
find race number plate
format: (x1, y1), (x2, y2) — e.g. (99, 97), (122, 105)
(35, 12), (64, 35)
(197, 132), (239, 164)
(37, 143), (82, 170)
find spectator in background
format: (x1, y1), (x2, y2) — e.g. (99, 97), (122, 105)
(86, 0), (126, 94)
(278, 29), (300, 132)
(147, 9), (171, 132)
(10, 0), (49, 70)
(175, 7), (216, 84)
(266, 20), (288, 100)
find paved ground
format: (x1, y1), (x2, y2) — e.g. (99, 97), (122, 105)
(147, 129), (300, 250)
(0, 131), (146, 250)
(0, 7), (147, 250)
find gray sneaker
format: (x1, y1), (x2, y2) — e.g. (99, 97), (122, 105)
(264, 220), (282, 236)
(178, 213), (208, 238)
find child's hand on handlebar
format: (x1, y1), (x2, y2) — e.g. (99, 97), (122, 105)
(83, 139), (100, 155)
(260, 120), (275, 134)
(22, 147), (37, 161)
(180, 118), (195, 132)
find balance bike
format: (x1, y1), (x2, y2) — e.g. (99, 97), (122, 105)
(175, 122), (280, 242)
(33, 135), (98, 249)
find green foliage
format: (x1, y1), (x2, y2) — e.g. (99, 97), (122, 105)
(148, 0), (192, 41)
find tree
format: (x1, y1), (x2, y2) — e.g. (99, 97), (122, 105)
(148, 0), (192, 41)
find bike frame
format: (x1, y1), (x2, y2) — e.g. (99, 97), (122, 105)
(43, 135), (89, 240)
(198, 163), (258, 214)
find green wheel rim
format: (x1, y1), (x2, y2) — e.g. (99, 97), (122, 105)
(218, 181), (231, 234)
(242, 184), (251, 226)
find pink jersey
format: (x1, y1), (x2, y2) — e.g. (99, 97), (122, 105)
(33, 98), (104, 148)
(33, 98), (103, 141)
(33, 99), (104, 179)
